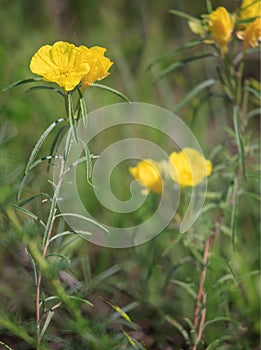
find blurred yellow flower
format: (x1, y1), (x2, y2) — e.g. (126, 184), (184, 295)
(79, 46), (113, 91)
(237, 17), (261, 50)
(239, 0), (261, 27)
(207, 7), (235, 54)
(30, 41), (90, 91)
(169, 148), (212, 187)
(129, 159), (162, 194)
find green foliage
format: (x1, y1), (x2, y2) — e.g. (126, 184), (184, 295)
(0, 0), (260, 349)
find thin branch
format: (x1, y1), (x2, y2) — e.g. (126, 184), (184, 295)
(192, 216), (222, 350)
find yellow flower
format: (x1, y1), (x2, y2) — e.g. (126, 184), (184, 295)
(239, 0), (261, 27)
(169, 148), (212, 187)
(207, 7), (235, 54)
(30, 41), (90, 91)
(237, 17), (261, 50)
(79, 46), (113, 91)
(129, 159), (162, 194)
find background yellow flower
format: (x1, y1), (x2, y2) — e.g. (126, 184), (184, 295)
(169, 148), (212, 187)
(239, 0), (261, 27)
(30, 41), (90, 91)
(237, 17), (261, 50)
(129, 159), (162, 194)
(79, 46), (113, 91)
(208, 7), (235, 54)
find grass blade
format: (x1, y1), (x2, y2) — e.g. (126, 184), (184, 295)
(91, 83), (131, 102)
(55, 213), (109, 232)
(173, 79), (216, 113)
(25, 118), (65, 174)
(17, 193), (51, 207)
(147, 39), (203, 70)
(2, 77), (42, 91)
(233, 105), (246, 179)
(154, 53), (216, 81)
(231, 178), (238, 249)
(25, 85), (64, 97)
(13, 204), (45, 227)
(169, 9), (200, 22)
(40, 310), (54, 339)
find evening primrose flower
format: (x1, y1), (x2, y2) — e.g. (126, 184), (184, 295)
(169, 148), (212, 188)
(79, 46), (113, 92)
(207, 7), (235, 54)
(239, 0), (261, 27)
(129, 159), (162, 194)
(238, 17), (261, 50)
(30, 41), (90, 91)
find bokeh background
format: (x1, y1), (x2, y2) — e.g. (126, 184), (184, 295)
(0, 1), (260, 349)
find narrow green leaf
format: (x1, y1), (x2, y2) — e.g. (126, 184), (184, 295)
(91, 83), (131, 102)
(25, 247), (38, 286)
(206, 0), (213, 13)
(0, 341), (15, 350)
(231, 178), (238, 249)
(46, 253), (71, 263)
(164, 315), (190, 345)
(2, 77), (42, 92)
(80, 140), (93, 184)
(48, 125), (68, 171)
(40, 310), (54, 339)
(76, 87), (88, 128)
(91, 265), (121, 287)
(154, 53), (215, 81)
(233, 105), (246, 179)
(55, 213), (109, 232)
(147, 39), (203, 69)
(63, 128), (73, 161)
(68, 93), (78, 142)
(43, 200), (57, 248)
(173, 79), (216, 113)
(17, 173), (30, 201)
(244, 85), (261, 100)
(49, 230), (92, 243)
(205, 336), (234, 350)
(18, 193), (51, 207)
(28, 155), (61, 173)
(171, 279), (197, 299)
(25, 85), (64, 97)
(25, 118), (65, 174)
(122, 330), (139, 349)
(247, 108), (261, 119)
(13, 204), (45, 227)
(67, 295), (93, 307)
(169, 9), (199, 22)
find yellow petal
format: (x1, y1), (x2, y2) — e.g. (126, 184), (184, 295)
(129, 159), (162, 194)
(79, 46), (114, 91)
(169, 148), (212, 187)
(208, 7), (235, 53)
(30, 41), (90, 91)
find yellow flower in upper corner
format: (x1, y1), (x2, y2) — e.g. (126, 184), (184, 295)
(239, 0), (261, 28)
(129, 159), (162, 194)
(169, 148), (212, 188)
(207, 7), (235, 54)
(79, 46), (113, 92)
(30, 41), (90, 91)
(238, 17), (261, 50)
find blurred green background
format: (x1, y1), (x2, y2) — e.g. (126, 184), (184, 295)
(0, 1), (260, 349)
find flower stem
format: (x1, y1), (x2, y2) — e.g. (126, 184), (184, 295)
(192, 216), (222, 350)
(36, 159), (65, 349)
